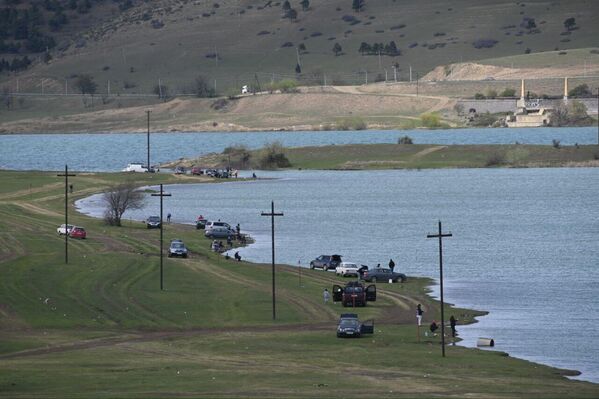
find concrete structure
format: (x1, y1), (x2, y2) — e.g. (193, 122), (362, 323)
(505, 79), (553, 127)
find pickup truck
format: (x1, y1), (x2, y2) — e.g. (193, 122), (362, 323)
(332, 281), (376, 307)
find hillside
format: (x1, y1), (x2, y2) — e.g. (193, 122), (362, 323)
(1, 0), (598, 95)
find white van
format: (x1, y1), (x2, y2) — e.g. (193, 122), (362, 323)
(122, 163), (148, 173)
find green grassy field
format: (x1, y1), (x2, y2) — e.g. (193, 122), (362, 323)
(182, 143), (599, 171)
(0, 170), (598, 397)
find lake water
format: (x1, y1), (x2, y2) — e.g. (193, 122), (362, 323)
(76, 167), (599, 383)
(1, 127), (596, 171)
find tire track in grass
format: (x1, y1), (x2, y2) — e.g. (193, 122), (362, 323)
(118, 258), (176, 326)
(183, 259), (336, 322)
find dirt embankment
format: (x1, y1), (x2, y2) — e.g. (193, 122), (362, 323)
(0, 89), (451, 134)
(423, 62), (599, 81)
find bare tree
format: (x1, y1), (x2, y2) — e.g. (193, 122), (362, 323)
(102, 182), (145, 226)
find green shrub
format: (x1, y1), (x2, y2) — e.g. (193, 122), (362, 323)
(397, 135), (414, 144)
(420, 113), (442, 128)
(500, 88), (516, 97)
(474, 93), (485, 100)
(485, 89), (498, 99)
(568, 84), (591, 97)
(258, 141), (291, 169)
(337, 116), (367, 130)
(222, 145), (252, 168)
(471, 112), (498, 127)
(266, 79), (299, 93)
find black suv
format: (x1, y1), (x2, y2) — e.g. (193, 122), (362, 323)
(332, 281), (377, 307)
(309, 254), (342, 271)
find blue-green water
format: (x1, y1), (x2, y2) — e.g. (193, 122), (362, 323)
(1, 127), (596, 171)
(77, 167), (599, 382)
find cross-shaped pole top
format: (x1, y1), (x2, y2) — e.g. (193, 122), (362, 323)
(57, 164), (76, 177)
(261, 201), (284, 217)
(150, 184), (172, 198)
(261, 201), (283, 320)
(427, 220), (452, 239)
(426, 220), (452, 358)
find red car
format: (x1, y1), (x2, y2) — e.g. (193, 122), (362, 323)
(69, 226), (87, 239)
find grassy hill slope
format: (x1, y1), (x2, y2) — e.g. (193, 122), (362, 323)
(0, 170), (599, 397)
(2, 0), (599, 95)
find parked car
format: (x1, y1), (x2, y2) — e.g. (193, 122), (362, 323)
(336, 262), (360, 277)
(310, 254), (342, 271)
(174, 166), (186, 175)
(362, 267), (407, 283)
(205, 226), (234, 239)
(336, 313), (374, 338)
(57, 224), (74, 235)
(332, 281), (376, 307)
(168, 240), (188, 258)
(69, 226), (86, 239)
(191, 167), (204, 176)
(146, 216), (161, 229)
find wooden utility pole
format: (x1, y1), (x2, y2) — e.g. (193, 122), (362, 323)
(261, 201), (284, 320)
(57, 165), (76, 264)
(427, 221), (453, 357)
(151, 184), (171, 291)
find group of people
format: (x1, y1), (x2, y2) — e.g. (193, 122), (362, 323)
(418, 303), (458, 338)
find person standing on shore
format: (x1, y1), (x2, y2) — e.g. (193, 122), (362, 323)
(389, 258), (395, 272)
(450, 315), (457, 337)
(416, 304), (424, 326)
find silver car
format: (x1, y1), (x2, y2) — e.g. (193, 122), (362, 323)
(168, 240), (188, 258)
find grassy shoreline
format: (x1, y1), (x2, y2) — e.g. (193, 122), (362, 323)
(173, 143), (599, 171)
(0, 170), (598, 397)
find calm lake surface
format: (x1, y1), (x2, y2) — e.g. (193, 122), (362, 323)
(77, 167), (599, 383)
(1, 127), (596, 171)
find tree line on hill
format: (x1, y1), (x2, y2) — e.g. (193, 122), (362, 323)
(0, 0), (135, 73)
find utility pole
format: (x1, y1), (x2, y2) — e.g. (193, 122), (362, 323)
(151, 184), (171, 291)
(393, 65), (397, 82)
(146, 110), (151, 171)
(107, 80), (111, 96)
(261, 201), (284, 320)
(57, 165), (76, 264)
(427, 221), (453, 358)
(385, 69), (388, 82)
(65, 79), (68, 95)
(409, 65), (412, 82)
(296, 47), (301, 68)
(365, 70), (368, 85)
